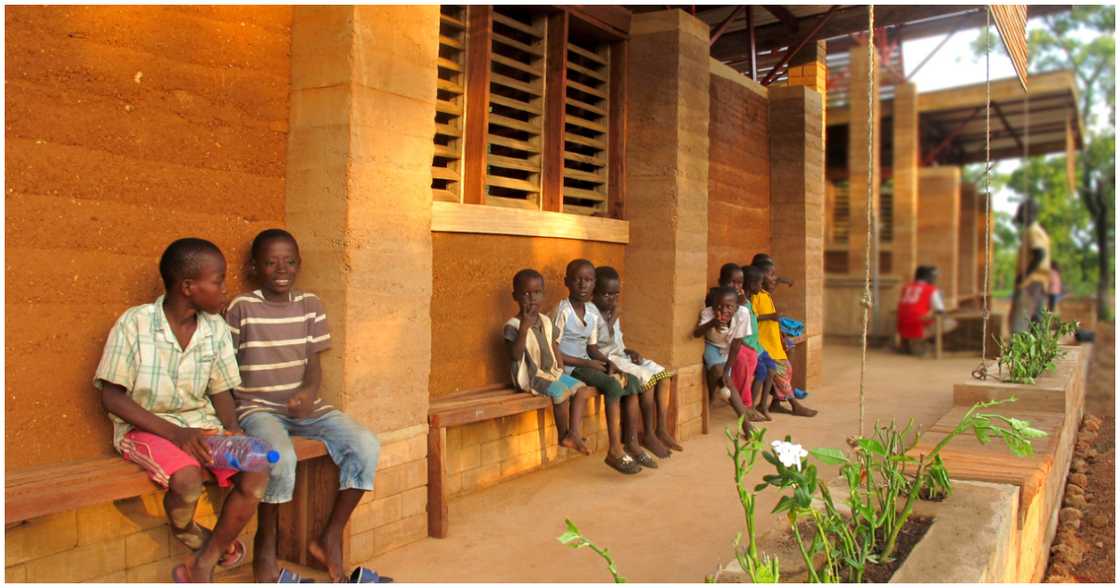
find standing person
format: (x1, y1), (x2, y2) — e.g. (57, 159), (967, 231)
(94, 238), (267, 583)
(1010, 200), (1051, 333)
(226, 229), (385, 583)
(1048, 261), (1063, 312)
(750, 259), (816, 418)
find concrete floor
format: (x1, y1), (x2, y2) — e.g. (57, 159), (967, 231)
(351, 344), (982, 583)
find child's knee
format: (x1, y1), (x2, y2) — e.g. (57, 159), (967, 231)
(168, 467), (205, 502)
(236, 470), (269, 500)
(351, 429), (381, 470)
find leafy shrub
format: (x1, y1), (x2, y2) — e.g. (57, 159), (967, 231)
(998, 309), (1078, 383)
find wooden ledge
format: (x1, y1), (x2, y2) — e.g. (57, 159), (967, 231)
(431, 201), (629, 244)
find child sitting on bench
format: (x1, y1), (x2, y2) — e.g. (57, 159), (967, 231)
(592, 266), (681, 458)
(94, 238), (266, 583)
(552, 258), (653, 474)
(225, 229), (384, 583)
(693, 286), (754, 436)
(505, 268), (594, 456)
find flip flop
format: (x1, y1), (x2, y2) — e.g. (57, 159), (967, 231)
(604, 452), (641, 475)
(218, 538), (247, 568)
(350, 566), (394, 583)
(277, 568), (316, 583)
(793, 388), (809, 400)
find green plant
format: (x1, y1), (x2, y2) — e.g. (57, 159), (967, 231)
(997, 309), (1078, 383)
(762, 398), (1048, 582)
(726, 419), (780, 583)
(557, 518), (626, 583)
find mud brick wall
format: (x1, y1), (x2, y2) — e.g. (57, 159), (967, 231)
(5, 5), (292, 468)
(707, 62), (771, 284)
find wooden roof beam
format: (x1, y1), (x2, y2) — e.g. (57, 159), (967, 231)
(709, 6), (745, 48)
(760, 5), (839, 86)
(762, 5), (799, 33)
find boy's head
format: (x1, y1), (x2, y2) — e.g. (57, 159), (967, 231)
(744, 265), (765, 295)
(916, 265), (938, 284)
(564, 258), (596, 303)
(250, 228), (301, 299)
(718, 262), (744, 291)
(750, 253), (773, 267)
(712, 286), (739, 324)
(511, 268), (544, 313)
(754, 260), (777, 291)
(592, 266), (621, 313)
(159, 237), (227, 314)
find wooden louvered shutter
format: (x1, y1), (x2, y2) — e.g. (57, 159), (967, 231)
(432, 6), (466, 202)
(485, 8), (546, 209)
(562, 38), (610, 216)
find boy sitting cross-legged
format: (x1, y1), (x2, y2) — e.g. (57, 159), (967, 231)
(591, 266), (682, 458)
(552, 258), (654, 474)
(505, 268), (595, 456)
(225, 229), (386, 583)
(95, 238), (267, 583)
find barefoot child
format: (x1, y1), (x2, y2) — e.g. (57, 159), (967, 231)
(505, 268), (594, 456)
(592, 266), (682, 458)
(751, 259), (817, 419)
(553, 259), (653, 474)
(742, 265), (778, 420)
(715, 263), (770, 422)
(95, 238), (267, 583)
(225, 229), (384, 583)
(693, 286), (754, 436)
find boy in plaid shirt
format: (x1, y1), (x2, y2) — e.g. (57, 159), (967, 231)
(95, 238), (266, 583)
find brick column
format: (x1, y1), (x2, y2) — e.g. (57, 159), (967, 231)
(770, 86), (825, 393)
(624, 10), (709, 438)
(892, 82), (919, 281)
(958, 182), (980, 301)
(287, 5), (437, 562)
(917, 167), (961, 308)
(847, 45), (880, 281)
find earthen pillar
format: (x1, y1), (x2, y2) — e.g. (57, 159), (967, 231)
(847, 44), (880, 281)
(917, 167), (961, 308)
(287, 5), (438, 559)
(892, 82), (919, 281)
(958, 183), (980, 301)
(769, 86), (825, 393)
(623, 10), (709, 436)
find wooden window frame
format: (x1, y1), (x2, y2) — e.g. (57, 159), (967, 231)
(432, 6), (630, 242)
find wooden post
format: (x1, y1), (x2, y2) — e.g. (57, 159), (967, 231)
(462, 6), (493, 204)
(541, 11), (568, 212)
(426, 423), (448, 538)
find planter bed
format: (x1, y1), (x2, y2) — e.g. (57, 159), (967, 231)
(713, 480), (1020, 583)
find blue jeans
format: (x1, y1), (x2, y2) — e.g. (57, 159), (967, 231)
(240, 410), (380, 504)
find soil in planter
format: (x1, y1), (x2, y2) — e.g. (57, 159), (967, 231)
(862, 515), (935, 583)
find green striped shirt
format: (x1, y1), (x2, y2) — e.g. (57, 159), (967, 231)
(93, 295), (241, 450)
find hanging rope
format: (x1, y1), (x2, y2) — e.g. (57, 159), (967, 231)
(973, 9), (995, 380)
(857, 5), (875, 436)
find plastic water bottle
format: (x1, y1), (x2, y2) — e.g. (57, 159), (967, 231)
(203, 435), (280, 472)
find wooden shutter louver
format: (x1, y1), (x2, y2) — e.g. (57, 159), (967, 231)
(432, 6), (466, 202)
(880, 180), (893, 243)
(485, 8), (546, 209)
(562, 38), (610, 215)
(832, 181), (851, 244)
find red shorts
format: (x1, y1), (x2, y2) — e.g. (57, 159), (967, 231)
(119, 430), (238, 489)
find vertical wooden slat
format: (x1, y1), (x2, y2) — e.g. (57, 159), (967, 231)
(607, 40), (627, 220)
(426, 423), (448, 538)
(462, 5), (493, 205)
(541, 11), (568, 212)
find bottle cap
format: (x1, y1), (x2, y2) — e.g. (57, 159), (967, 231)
(267, 450), (280, 464)
(228, 455), (241, 470)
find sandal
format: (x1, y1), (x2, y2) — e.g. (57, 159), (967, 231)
(218, 538), (247, 568)
(604, 452), (641, 475)
(277, 568), (316, 583)
(626, 448), (658, 469)
(174, 524), (245, 568)
(350, 566), (394, 583)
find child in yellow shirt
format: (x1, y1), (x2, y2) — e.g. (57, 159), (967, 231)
(750, 259), (816, 418)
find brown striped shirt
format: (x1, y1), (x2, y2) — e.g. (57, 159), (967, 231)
(225, 290), (333, 419)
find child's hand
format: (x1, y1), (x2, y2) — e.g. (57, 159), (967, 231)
(626, 350), (643, 364)
(589, 359), (609, 373)
(518, 302), (539, 330)
(173, 427), (217, 464)
(287, 390), (316, 419)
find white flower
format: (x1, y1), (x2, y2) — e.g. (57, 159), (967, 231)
(771, 440), (809, 471)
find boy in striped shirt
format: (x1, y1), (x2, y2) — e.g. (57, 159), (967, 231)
(226, 229), (381, 583)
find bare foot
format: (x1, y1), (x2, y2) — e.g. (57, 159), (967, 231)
(561, 433), (592, 456)
(791, 404), (818, 418)
(252, 546), (279, 583)
(309, 530), (345, 583)
(657, 431), (683, 452)
(640, 434), (671, 458)
(769, 400), (793, 415)
(172, 556), (212, 583)
(746, 407), (768, 422)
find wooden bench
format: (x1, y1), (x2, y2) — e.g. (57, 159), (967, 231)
(427, 376), (680, 538)
(7, 437), (335, 570)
